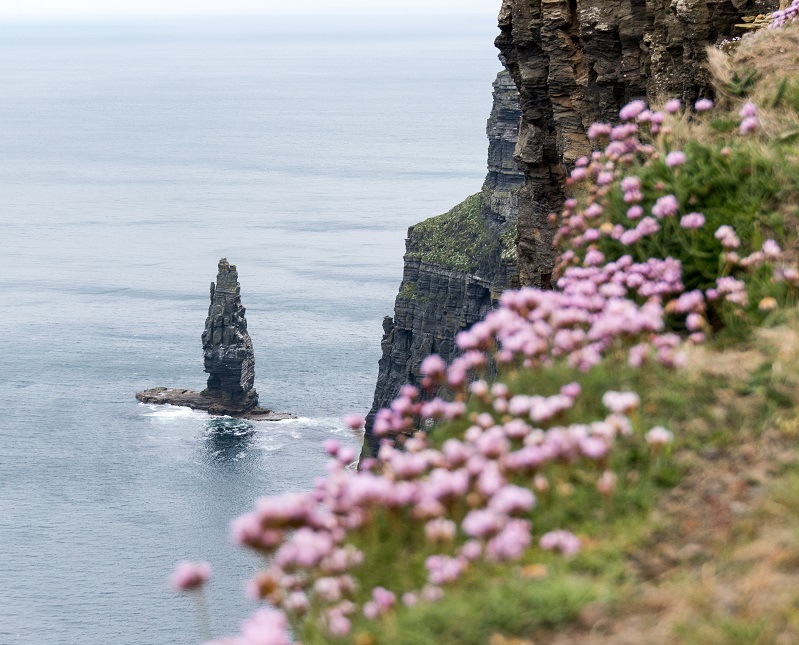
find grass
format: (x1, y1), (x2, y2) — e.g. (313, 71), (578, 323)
(407, 194), (503, 275)
(296, 318), (799, 644)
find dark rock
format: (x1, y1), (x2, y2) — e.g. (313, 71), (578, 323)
(135, 387), (294, 420)
(495, 0), (779, 287)
(481, 69), (527, 238)
(202, 258), (257, 403)
(136, 259), (295, 420)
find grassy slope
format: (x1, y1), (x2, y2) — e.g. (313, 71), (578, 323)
(299, 24), (799, 645)
(406, 194), (508, 275)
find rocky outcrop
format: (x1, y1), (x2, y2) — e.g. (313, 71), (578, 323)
(495, 0), (779, 287)
(360, 70), (524, 460)
(135, 387), (293, 420)
(137, 259), (294, 420)
(202, 258), (257, 403)
(481, 69), (527, 238)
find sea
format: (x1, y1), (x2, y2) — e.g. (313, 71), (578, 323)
(0, 13), (501, 644)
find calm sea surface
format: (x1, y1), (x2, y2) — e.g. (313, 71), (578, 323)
(0, 13), (501, 645)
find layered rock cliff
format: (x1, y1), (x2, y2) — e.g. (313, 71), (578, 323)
(360, 70), (524, 459)
(495, 0), (779, 287)
(202, 258), (257, 404)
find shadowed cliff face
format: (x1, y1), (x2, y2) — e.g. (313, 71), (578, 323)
(360, 70), (524, 460)
(202, 258), (257, 403)
(495, 0), (778, 287)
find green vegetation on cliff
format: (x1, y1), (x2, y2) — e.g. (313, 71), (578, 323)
(407, 194), (507, 275)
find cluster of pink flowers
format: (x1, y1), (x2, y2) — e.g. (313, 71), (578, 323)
(170, 561), (212, 592)
(175, 95), (790, 645)
(553, 96), (788, 345)
(198, 365), (674, 643)
(770, 0), (799, 28)
(455, 262), (686, 371)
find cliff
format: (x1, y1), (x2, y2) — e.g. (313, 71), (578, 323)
(495, 0), (779, 286)
(360, 70), (524, 459)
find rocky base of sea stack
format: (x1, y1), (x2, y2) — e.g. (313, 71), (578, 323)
(135, 387), (296, 421)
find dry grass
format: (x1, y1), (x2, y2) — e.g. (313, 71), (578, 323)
(511, 319), (799, 644)
(707, 21), (799, 136)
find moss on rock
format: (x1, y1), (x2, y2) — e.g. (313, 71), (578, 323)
(407, 194), (502, 275)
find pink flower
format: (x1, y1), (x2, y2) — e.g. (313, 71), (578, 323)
(686, 313), (705, 331)
(327, 612), (351, 636)
(571, 167), (587, 181)
(489, 485), (536, 515)
(695, 98), (714, 111)
(619, 99), (647, 121)
(714, 225), (741, 249)
(425, 518), (457, 543)
(586, 122), (612, 138)
(486, 519), (532, 561)
(596, 470), (617, 496)
(646, 426), (674, 446)
(621, 176), (642, 192)
(652, 194), (679, 218)
(540, 530), (581, 556)
(627, 205), (643, 220)
(665, 151), (686, 167)
(601, 391), (640, 414)
(169, 561), (212, 592)
(664, 98), (681, 114)
(740, 116), (759, 135)
(372, 586), (397, 612)
(762, 239), (781, 258)
(597, 171), (615, 186)
(362, 601), (379, 620)
(342, 414), (364, 430)
(420, 354), (446, 378)
(739, 101), (758, 118)
(462, 509), (506, 539)
(238, 608), (293, 645)
(402, 592), (418, 607)
(680, 212), (705, 229)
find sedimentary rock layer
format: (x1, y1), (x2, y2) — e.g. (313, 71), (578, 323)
(495, 0), (778, 287)
(202, 258), (257, 403)
(360, 70), (524, 459)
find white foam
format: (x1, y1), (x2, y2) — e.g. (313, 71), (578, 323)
(141, 403), (207, 419)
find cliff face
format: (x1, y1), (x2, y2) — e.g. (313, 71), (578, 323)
(360, 70), (524, 459)
(495, 0), (778, 287)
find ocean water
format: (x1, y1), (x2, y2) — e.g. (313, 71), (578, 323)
(0, 13), (501, 645)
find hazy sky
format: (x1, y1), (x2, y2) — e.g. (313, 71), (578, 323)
(0, 0), (500, 19)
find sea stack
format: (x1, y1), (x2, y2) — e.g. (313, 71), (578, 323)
(136, 259), (294, 420)
(202, 258), (257, 405)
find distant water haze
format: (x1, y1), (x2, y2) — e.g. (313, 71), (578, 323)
(0, 13), (500, 645)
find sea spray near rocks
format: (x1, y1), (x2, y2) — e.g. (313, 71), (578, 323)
(137, 259), (294, 420)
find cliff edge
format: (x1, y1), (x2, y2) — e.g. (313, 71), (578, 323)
(360, 70), (524, 459)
